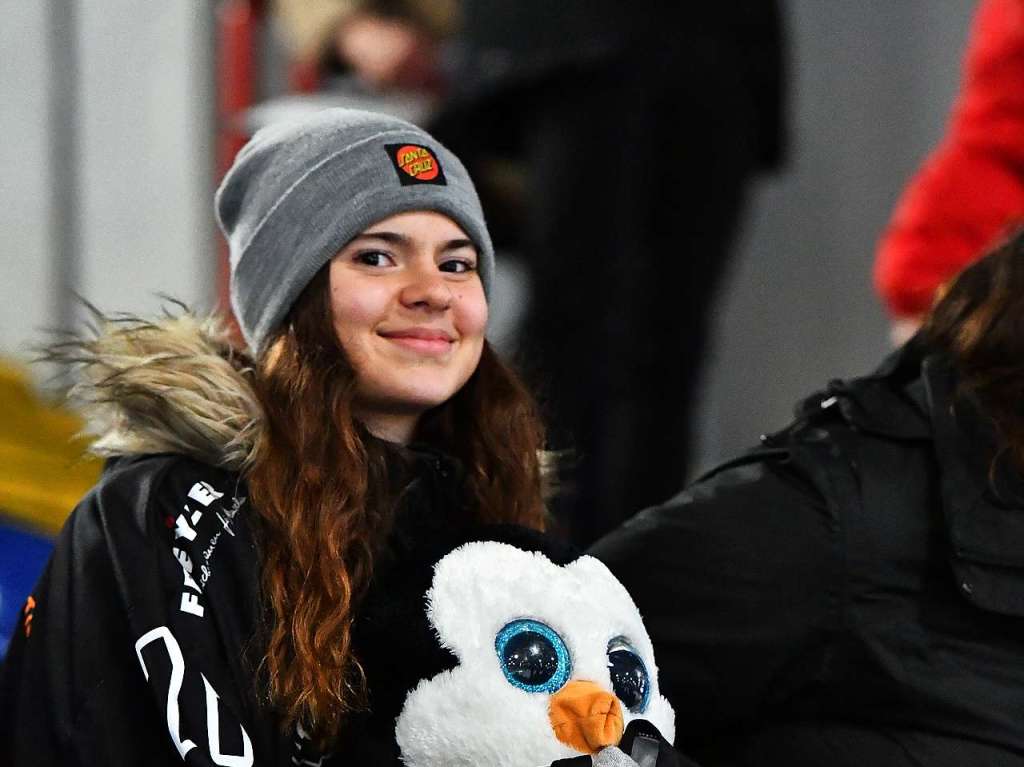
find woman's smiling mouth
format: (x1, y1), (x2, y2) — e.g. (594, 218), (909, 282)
(378, 327), (455, 355)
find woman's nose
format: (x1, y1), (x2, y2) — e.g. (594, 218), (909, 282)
(400, 267), (452, 311)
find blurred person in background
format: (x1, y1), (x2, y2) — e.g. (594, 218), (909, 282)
(591, 227), (1024, 766)
(436, 3), (787, 546)
(0, 109), (551, 765)
(875, 0), (1024, 345)
(273, 0), (454, 91)
(276, 0), (788, 545)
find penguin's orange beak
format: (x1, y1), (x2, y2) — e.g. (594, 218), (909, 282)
(548, 680), (624, 754)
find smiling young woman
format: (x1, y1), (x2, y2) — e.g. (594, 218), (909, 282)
(0, 110), (549, 765)
(327, 211), (489, 442)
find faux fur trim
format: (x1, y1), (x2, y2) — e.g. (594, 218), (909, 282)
(44, 307), (261, 470)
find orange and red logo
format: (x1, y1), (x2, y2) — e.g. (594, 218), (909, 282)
(23, 595), (36, 637)
(386, 143), (447, 186)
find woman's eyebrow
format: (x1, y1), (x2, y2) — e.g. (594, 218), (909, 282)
(353, 232), (475, 253)
(442, 238), (476, 252)
(353, 231), (408, 245)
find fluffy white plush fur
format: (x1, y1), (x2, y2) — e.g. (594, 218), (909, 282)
(395, 542), (675, 767)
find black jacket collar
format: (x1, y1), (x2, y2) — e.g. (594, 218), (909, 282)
(797, 334), (933, 441)
(803, 335), (1024, 610)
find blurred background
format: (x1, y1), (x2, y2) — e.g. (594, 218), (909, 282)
(0, 0), (995, 652)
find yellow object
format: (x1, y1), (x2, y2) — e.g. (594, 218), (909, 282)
(548, 679), (624, 755)
(0, 361), (101, 534)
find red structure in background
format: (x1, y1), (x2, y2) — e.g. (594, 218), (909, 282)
(216, 0), (258, 318)
(215, 0), (321, 322)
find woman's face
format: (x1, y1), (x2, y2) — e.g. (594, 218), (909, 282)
(329, 210), (488, 438)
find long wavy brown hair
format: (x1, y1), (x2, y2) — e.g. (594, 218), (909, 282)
(924, 225), (1024, 472)
(246, 266), (548, 743)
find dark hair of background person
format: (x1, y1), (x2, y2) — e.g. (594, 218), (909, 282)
(247, 266), (548, 743)
(924, 225), (1024, 473)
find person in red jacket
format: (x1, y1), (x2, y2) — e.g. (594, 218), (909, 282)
(875, 0), (1024, 342)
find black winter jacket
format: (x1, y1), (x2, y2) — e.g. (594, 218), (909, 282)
(591, 337), (1024, 766)
(0, 445), (469, 766)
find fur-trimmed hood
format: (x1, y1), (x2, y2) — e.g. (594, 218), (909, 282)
(48, 310), (262, 471)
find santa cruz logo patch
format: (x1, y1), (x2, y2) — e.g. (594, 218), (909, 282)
(386, 143), (447, 186)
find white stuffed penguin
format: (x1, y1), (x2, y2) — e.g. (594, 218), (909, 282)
(346, 524), (681, 767)
(342, 518), (679, 761)
(395, 541), (676, 767)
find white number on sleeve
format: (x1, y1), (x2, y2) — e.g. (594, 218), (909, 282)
(135, 626), (198, 759)
(136, 626), (254, 766)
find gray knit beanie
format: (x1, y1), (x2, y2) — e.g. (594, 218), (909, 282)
(215, 108), (494, 354)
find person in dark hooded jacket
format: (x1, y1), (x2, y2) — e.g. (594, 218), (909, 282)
(590, 226), (1024, 766)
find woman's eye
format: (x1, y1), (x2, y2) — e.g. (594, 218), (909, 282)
(355, 251), (394, 267)
(439, 258), (475, 274)
(607, 638), (650, 713)
(495, 619), (571, 694)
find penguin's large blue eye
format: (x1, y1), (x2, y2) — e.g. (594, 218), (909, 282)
(495, 619), (572, 694)
(607, 637), (650, 713)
